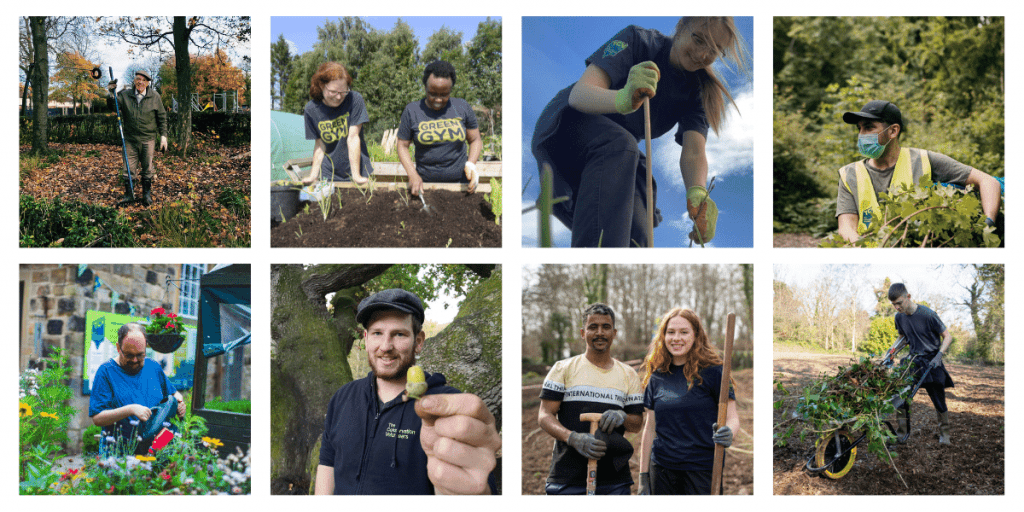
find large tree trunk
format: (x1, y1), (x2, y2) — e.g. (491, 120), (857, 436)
(30, 17), (49, 155)
(270, 264), (389, 494)
(173, 17), (192, 155)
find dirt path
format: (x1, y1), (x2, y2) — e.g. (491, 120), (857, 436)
(773, 350), (1004, 494)
(522, 368), (753, 495)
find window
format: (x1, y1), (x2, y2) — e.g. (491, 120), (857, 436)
(178, 264), (206, 319)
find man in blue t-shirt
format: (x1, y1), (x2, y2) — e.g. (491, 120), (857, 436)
(397, 60), (483, 196)
(89, 323), (185, 454)
(889, 283), (955, 445)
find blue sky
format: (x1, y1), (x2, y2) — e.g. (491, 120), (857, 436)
(272, 16), (496, 57)
(521, 17), (754, 248)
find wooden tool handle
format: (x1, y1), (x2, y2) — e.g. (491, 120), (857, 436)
(580, 413), (603, 495)
(710, 313), (735, 495)
(643, 96), (654, 248)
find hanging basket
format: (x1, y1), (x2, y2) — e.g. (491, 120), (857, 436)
(146, 333), (185, 354)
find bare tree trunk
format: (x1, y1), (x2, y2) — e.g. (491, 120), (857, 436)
(173, 17), (192, 155)
(30, 17), (49, 155)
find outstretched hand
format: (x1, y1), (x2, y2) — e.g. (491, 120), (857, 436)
(416, 393), (500, 495)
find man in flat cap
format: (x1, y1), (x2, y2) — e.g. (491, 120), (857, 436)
(107, 69), (168, 206)
(314, 288), (500, 495)
(835, 100), (1001, 243)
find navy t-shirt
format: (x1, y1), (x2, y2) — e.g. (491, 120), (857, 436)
(88, 358), (177, 443)
(303, 92), (373, 181)
(643, 364), (735, 471)
(894, 305), (946, 355)
(397, 97), (478, 182)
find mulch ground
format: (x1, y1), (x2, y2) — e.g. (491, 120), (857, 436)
(271, 189), (501, 247)
(773, 349), (1005, 494)
(773, 232), (821, 248)
(521, 368), (753, 495)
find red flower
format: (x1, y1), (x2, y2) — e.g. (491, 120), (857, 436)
(160, 471), (172, 481)
(165, 322), (175, 329)
(168, 313), (178, 318)
(151, 307), (166, 316)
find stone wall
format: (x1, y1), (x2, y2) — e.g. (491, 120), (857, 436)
(19, 264), (187, 454)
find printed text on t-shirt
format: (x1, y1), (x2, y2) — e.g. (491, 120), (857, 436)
(416, 118), (465, 145)
(318, 113), (350, 143)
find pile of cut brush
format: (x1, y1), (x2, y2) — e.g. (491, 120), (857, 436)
(775, 356), (916, 462)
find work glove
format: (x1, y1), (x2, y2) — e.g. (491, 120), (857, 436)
(598, 409), (626, 433)
(687, 185), (718, 244)
(567, 431), (607, 460)
(638, 471), (651, 495)
(929, 351), (944, 370)
(464, 161), (478, 193)
(107, 80), (118, 93)
(159, 135), (168, 152)
(712, 422), (733, 448)
(614, 61), (660, 115)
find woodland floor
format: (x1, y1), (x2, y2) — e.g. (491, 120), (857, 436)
(773, 348), (1004, 494)
(773, 232), (822, 248)
(271, 189), (501, 247)
(521, 367), (754, 495)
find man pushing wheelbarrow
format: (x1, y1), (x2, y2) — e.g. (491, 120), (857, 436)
(107, 68), (168, 206)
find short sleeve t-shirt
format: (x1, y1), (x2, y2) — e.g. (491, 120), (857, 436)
(397, 97), (478, 182)
(835, 149), (974, 216)
(894, 305), (947, 355)
(539, 354), (643, 486)
(585, 25), (709, 143)
(304, 92), (373, 181)
(88, 358), (177, 442)
(643, 364), (735, 471)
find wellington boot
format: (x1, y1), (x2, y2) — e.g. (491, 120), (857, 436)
(142, 179), (153, 206)
(896, 408), (909, 444)
(937, 411), (951, 445)
(117, 179), (136, 206)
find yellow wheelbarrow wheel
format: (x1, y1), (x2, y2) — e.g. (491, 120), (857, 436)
(814, 430), (857, 479)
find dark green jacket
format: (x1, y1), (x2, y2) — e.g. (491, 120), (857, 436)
(109, 87), (167, 144)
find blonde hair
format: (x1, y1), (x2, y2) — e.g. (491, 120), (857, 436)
(674, 17), (750, 136)
(641, 308), (723, 390)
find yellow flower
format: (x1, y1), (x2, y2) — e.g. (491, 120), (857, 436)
(39, 411), (60, 420)
(19, 402), (33, 417)
(135, 455), (156, 461)
(202, 436), (224, 448)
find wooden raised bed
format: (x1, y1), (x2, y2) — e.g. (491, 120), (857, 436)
(282, 159), (501, 192)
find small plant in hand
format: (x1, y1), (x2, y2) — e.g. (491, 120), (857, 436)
(820, 177), (1001, 248)
(774, 356), (917, 474)
(146, 307), (185, 337)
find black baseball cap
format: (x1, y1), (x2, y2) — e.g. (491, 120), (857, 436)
(843, 100), (903, 128)
(356, 289), (425, 329)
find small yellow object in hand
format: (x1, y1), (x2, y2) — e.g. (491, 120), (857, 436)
(405, 365), (427, 401)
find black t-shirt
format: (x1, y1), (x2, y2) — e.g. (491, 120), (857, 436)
(643, 364), (735, 471)
(397, 97), (478, 182)
(303, 92), (373, 181)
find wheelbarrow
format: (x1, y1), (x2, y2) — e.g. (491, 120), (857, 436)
(804, 338), (932, 479)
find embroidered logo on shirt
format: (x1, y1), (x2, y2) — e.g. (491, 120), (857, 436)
(318, 112), (350, 144)
(415, 118), (465, 145)
(384, 422), (417, 440)
(603, 40), (627, 58)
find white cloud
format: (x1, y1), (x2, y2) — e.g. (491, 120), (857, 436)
(522, 202), (571, 247)
(666, 209), (717, 248)
(655, 87), (754, 191)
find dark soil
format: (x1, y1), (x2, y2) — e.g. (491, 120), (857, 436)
(773, 349), (1004, 494)
(271, 189), (501, 247)
(521, 368), (754, 495)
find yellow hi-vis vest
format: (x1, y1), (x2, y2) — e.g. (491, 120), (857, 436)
(840, 147), (931, 234)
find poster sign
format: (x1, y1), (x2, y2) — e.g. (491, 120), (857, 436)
(82, 310), (196, 394)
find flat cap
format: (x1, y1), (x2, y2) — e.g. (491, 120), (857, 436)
(356, 288), (425, 328)
(135, 69), (153, 81)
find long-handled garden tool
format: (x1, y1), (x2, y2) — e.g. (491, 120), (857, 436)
(711, 313), (735, 495)
(109, 67), (137, 206)
(579, 413), (603, 495)
(643, 96), (654, 248)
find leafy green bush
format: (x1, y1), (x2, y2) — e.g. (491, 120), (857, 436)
(19, 350), (76, 493)
(82, 425), (102, 455)
(862, 316), (898, 356)
(19, 194), (136, 247)
(819, 178), (1001, 247)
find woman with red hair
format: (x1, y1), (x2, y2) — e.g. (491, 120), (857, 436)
(303, 62), (372, 185)
(637, 308), (739, 494)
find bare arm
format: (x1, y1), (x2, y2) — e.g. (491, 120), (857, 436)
(314, 465), (334, 495)
(965, 168), (1001, 222)
(639, 409), (655, 472)
(397, 138), (423, 196)
(725, 399), (740, 440)
(347, 124), (368, 184)
(91, 403), (151, 427)
(538, 399), (571, 443)
(567, 64), (618, 114)
(679, 130), (708, 191)
(837, 213), (860, 243)
(624, 412), (643, 433)
(303, 138), (326, 186)
(466, 128), (482, 164)
(939, 329), (953, 354)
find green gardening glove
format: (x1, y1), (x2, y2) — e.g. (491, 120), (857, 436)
(687, 185), (718, 244)
(614, 61), (660, 114)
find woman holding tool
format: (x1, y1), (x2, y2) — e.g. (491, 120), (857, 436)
(638, 308), (739, 494)
(303, 62), (372, 185)
(531, 17), (748, 247)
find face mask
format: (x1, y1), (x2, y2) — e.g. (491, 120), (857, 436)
(857, 128), (892, 159)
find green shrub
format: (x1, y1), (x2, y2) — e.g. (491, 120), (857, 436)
(19, 194), (136, 247)
(861, 316), (898, 356)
